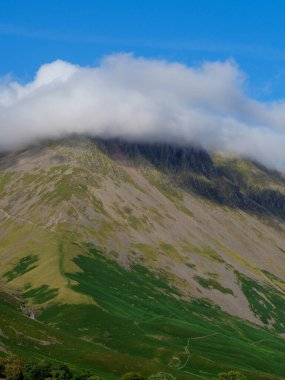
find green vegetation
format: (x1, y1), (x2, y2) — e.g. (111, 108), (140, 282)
(218, 371), (245, 380)
(194, 276), (234, 295)
(1, 240), (285, 380)
(148, 373), (176, 380)
(178, 205), (194, 218)
(120, 372), (144, 380)
(1, 243), (285, 379)
(143, 169), (183, 203)
(0, 173), (14, 196)
(4, 255), (39, 282)
(50, 172), (88, 204)
(34, 244), (285, 380)
(0, 357), (101, 380)
(235, 271), (285, 331)
(201, 246), (225, 264)
(23, 285), (59, 304)
(262, 269), (285, 287)
(0, 289), (105, 375)
(0, 357), (182, 380)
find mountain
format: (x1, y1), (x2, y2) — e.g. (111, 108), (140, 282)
(0, 136), (285, 379)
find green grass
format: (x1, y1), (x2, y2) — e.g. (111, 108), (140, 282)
(194, 276), (234, 295)
(50, 172), (88, 204)
(143, 169), (183, 203)
(235, 271), (285, 331)
(4, 255), (39, 282)
(23, 285), (59, 304)
(262, 269), (285, 286)
(179, 205), (194, 218)
(33, 243), (285, 380)
(0, 289), (116, 379)
(0, 172), (14, 196)
(1, 241), (285, 379)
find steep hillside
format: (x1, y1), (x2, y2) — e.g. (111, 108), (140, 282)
(1, 136), (285, 379)
(0, 286), (112, 378)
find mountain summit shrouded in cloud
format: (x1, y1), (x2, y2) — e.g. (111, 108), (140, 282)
(1, 53), (285, 169)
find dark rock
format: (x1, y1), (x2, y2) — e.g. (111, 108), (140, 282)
(103, 139), (215, 176)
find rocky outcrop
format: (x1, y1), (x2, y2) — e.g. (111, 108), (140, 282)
(100, 138), (285, 218)
(103, 139), (215, 176)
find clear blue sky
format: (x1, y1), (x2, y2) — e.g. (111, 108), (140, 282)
(1, 0), (285, 100)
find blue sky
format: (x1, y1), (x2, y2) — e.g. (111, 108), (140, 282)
(1, 0), (285, 100)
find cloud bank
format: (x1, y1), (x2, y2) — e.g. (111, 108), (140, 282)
(1, 53), (285, 169)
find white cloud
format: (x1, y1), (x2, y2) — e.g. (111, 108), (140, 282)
(1, 53), (285, 169)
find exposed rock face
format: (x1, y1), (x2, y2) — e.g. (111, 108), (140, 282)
(247, 188), (285, 212)
(101, 138), (285, 216)
(116, 141), (215, 176)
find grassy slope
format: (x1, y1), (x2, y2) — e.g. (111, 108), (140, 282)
(2, 243), (285, 379)
(0, 288), (116, 379)
(37, 244), (285, 380)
